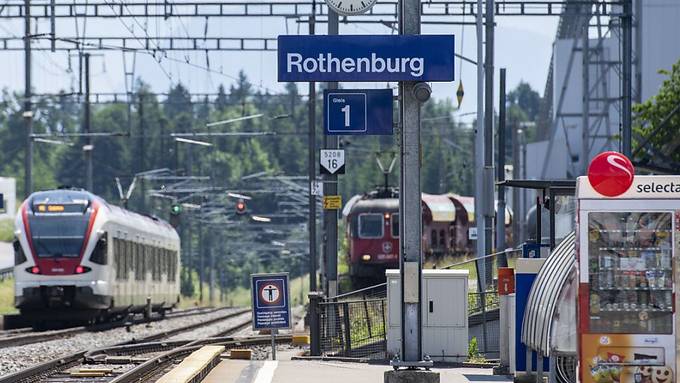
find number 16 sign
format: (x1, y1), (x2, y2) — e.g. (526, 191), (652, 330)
(323, 89), (393, 135)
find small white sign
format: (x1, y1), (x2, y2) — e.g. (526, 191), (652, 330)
(310, 181), (323, 196)
(320, 149), (346, 175)
(468, 227), (478, 241)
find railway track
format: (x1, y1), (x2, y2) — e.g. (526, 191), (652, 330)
(0, 306), (224, 349)
(0, 308), (253, 383)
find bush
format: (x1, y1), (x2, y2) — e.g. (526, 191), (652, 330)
(0, 219), (14, 242)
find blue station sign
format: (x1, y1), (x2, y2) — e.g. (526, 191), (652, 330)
(278, 35), (455, 82)
(251, 273), (291, 330)
(324, 89), (393, 135)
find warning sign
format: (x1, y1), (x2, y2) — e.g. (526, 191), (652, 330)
(323, 195), (342, 210)
(251, 273), (291, 330)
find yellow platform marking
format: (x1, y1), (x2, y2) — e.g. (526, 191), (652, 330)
(156, 345), (225, 383)
(292, 335), (310, 345)
(230, 349), (252, 360)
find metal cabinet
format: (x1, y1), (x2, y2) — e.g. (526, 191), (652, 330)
(386, 269), (469, 362)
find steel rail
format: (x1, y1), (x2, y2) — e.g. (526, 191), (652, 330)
(0, 307), (224, 349)
(0, 308), (250, 383)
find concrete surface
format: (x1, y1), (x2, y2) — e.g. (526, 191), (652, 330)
(204, 349), (513, 383)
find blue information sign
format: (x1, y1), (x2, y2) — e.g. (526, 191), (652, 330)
(251, 273), (291, 330)
(278, 35), (454, 82)
(324, 89), (393, 135)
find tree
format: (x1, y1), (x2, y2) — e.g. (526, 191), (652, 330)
(633, 59), (680, 165)
(508, 81), (541, 122)
(215, 84), (228, 112)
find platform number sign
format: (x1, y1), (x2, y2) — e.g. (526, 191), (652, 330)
(251, 273), (291, 330)
(323, 89), (393, 135)
(320, 149), (345, 175)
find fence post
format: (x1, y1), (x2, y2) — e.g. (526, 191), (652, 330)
(308, 291), (323, 356)
(342, 301), (352, 355)
(362, 297), (373, 338)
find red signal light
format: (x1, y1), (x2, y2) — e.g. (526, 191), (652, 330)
(27, 266), (40, 274)
(75, 265), (91, 274)
(235, 199), (247, 215)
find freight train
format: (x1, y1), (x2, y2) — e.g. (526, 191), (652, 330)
(343, 188), (511, 286)
(13, 189), (180, 327)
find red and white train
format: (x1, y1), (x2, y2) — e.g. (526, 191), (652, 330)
(13, 189), (180, 325)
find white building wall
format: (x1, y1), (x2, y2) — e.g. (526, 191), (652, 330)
(0, 178), (16, 219)
(640, 0), (680, 101)
(530, 1), (680, 181)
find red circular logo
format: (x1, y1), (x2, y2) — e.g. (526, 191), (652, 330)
(587, 151), (635, 197)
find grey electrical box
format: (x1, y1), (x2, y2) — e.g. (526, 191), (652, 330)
(386, 269), (469, 362)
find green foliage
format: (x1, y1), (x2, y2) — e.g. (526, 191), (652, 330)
(633, 60), (680, 163)
(0, 72), (542, 294)
(0, 277), (17, 315)
(0, 218), (14, 242)
(467, 336), (486, 363)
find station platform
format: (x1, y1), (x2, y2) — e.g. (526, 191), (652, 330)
(203, 350), (512, 383)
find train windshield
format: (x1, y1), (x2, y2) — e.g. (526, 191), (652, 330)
(28, 215), (90, 258)
(358, 214), (384, 238)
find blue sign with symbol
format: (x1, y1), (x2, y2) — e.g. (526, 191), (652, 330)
(278, 35), (454, 82)
(324, 89), (393, 135)
(251, 273), (291, 330)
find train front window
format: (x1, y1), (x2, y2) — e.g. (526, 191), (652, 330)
(28, 215), (90, 258)
(391, 214), (399, 238)
(358, 214), (384, 238)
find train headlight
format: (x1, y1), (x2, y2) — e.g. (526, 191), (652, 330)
(75, 265), (91, 274)
(361, 254), (371, 262)
(27, 266), (40, 274)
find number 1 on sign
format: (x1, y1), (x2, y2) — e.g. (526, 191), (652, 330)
(341, 105), (350, 127)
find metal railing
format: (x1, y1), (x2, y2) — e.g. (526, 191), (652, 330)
(318, 297), (387, 359)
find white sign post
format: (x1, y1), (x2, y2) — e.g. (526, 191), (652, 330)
(310, 181), (323, 196)
(320, 149), (346, 175)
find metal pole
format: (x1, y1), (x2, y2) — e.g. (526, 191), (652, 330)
(84, 53), (93, 192)
(634, 0), (642, 103)
(325, 10), (339, 300)
(474, 0), (485, 287)
(399, 0), (422, 364)
(138, 94), (146, 212)
(480, 0), (495, 355)
(496, 68), (507, 266)
(622, 0), (633, 157)
(271, 329), (277, 360)
(23, 0), (33, 198)
(209, 229), (215, 304)
(582, 28), (590, 174)
(511, 118), (520, 245)
(308, 14), (318, 293)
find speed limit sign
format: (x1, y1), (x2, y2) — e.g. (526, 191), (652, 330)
(320, 149), (346, 175)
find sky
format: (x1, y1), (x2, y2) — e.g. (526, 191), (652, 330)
(0, 3), (558, 123)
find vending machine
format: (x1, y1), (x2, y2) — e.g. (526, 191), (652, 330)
(577, 152), (679, 383)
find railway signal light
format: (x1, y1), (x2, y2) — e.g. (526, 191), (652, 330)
(235, 199), (247, 215)
(170, 204), (182, 216)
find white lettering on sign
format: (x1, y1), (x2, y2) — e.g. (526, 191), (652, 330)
(286, 53), (424, 77)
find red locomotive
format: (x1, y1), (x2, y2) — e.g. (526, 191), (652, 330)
(343, 189), (511, 286)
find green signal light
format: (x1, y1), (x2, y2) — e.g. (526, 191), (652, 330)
(171, 204), (182, 215)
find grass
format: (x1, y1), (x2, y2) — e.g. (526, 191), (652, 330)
(0, 219), (14, 242)
(208, 273), (312, 309)
(0, 277), (17, 315)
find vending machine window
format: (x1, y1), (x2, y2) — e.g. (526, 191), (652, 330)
(588, 211), (673, 334)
